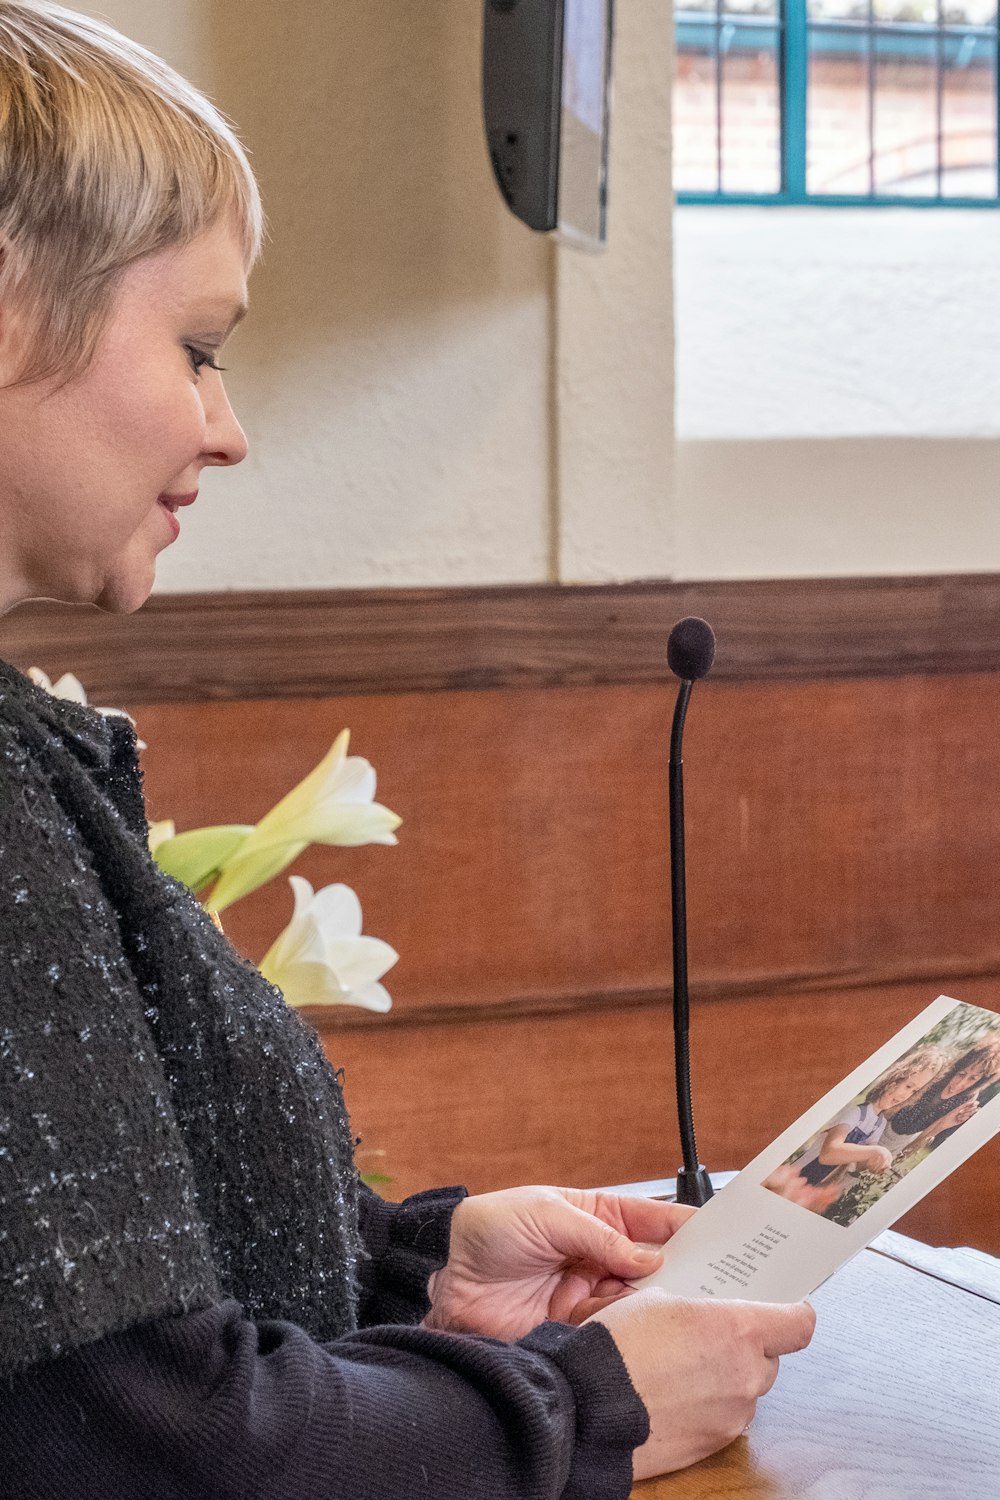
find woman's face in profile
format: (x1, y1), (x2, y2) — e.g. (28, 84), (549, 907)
(0, 215), (249, 616)
(940, 1058), (989, 1100)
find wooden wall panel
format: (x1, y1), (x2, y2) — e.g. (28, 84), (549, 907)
(685, 673), (1000, 988)
(130, 674), (1000, 1015)
(4, 573), (1000, 698)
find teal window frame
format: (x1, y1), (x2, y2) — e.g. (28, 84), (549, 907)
(676, 0), (1000, 207)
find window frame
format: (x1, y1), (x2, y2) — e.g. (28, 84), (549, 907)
(675, 0), (1000, 207)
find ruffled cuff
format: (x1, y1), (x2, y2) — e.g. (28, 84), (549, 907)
(356, 1183), (468, 1327)
(518, 1320), (650, 1500)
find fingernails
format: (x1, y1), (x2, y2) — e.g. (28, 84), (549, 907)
(633, 1247), (661, 1266)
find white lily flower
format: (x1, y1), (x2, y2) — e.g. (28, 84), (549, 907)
(27, 666), (148, 749)
(205, 729), (401, 913)
(259, 876), (397, 1012)
(27, 667), (86, 702)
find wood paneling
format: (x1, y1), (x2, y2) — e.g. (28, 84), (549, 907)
(129, 675), (1000, 1019)
(2, 571), (1000, 702)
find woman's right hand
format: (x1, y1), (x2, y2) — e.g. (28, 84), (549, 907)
(586, 1289), (816, 1479)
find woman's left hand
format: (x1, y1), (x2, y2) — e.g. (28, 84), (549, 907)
(933, 1099), (979, 1135)
(423, 1185), (697, 1339)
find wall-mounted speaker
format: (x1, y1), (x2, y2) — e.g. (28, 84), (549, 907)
(482, 0), (615, 250)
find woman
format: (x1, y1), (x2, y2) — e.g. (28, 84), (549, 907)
(0, 5), (814, 1496)
(879, 1037), (1000, 1164)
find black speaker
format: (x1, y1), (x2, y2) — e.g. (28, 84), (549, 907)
(482, 0), (614, 248)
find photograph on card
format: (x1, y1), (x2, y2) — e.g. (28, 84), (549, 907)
(761, 1002), (1000, 1228)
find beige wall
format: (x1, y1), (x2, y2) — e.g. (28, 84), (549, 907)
(83, 0), (675, 591)
(556, 8), (675, 582)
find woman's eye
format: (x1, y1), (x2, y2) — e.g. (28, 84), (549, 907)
(184, 344), (227, 376)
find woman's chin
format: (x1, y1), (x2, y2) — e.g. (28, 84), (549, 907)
(93, 559), (157, 614)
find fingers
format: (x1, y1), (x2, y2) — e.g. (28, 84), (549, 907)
(552, 1204), (668, 1281)
(605, 1194), (699, 1247)
(751, 1300), (817, 1359)
(548, 1270), (600, 1326)
(756, 1354), (780, 1398)
(567, 1289), (632, 1324)
(543, 1189), (698, 1280)
(591, 1275), (629, 1299)
(580, 1196), (699, 1280)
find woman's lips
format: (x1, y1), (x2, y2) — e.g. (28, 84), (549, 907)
(158, 498), (181, 540)
(156, 492), (196, 542)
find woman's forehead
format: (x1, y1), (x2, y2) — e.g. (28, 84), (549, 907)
(120, 228), (248, 318)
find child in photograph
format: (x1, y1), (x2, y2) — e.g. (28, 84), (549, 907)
(765, 1046), (947, 1207)
(879, 1036), (1000, 1164)
(795, 1046), (946, 1187)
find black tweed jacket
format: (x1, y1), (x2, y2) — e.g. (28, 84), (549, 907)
(0, 654), (367, 1372)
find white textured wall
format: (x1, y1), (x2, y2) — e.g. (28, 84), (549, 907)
(675, 206), (1000, 579)
(82, 1), (674, 591)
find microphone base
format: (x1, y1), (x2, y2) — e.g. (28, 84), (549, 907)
(675, 1165), (715, 1206)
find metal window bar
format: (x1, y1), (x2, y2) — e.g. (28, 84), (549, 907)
(995, 2), (1000, 195)
(936, 0), (945, 197)
(714, 0), (722, 193)
(867, 0), (875, 197)
(784, 0), (807, 195)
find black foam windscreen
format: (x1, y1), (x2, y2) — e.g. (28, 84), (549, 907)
(667, 617), (716, 682)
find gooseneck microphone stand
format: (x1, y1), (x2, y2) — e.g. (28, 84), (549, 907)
(667, 617), (716, 1207)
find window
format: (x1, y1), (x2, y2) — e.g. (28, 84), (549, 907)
(674, 0), (1000, 203)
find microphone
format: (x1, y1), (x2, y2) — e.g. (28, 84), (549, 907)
(666, 616), (716, 1207)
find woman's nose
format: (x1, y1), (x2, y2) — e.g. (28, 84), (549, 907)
(203, 379), (249, 467)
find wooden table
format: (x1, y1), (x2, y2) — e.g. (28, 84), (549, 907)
(630, 1230), (1000, 1499)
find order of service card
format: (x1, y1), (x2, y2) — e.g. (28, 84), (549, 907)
(632, 995), (1000, 1303)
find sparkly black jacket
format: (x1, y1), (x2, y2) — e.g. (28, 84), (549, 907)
(0, 656), (646, 1499)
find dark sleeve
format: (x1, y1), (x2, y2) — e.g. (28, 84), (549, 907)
(355, 1180), (468, 1326)
(0, 1300), (649, 1500)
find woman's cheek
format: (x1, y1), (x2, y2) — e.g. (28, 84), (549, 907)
(132, 383), (207, 479)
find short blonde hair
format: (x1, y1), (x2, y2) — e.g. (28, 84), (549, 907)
(0, 0), (264, 385)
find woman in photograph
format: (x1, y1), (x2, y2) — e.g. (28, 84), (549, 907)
(0, 4), (815, 1497)
(879, 1036), (1000, 1164)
